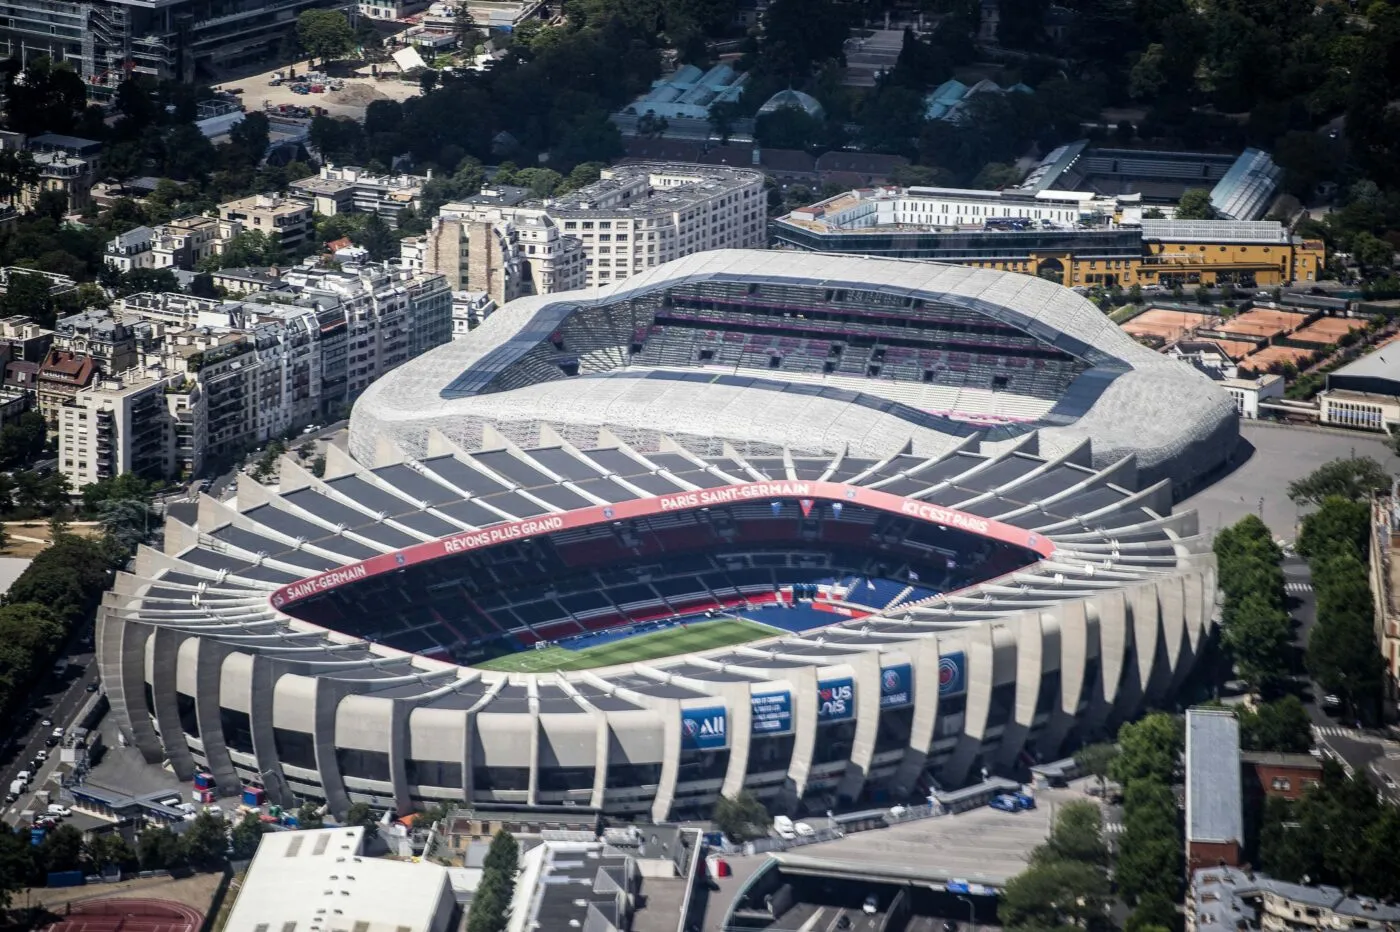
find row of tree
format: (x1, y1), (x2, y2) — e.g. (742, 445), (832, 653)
(1259, 758), (1400, 898)
(1289, 458), (1389, 722)
(467, 830), (520, 932)
(1001, 801), (1113, 932)
(1213, 515), (1293, 693)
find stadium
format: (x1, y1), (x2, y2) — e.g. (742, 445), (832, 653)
(99, 250), (1230, 822)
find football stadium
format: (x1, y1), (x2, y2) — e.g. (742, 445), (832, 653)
(98, 251), (1231, 822)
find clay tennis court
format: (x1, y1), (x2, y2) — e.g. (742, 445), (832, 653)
(1290, 317), (1366, 345)
(40, 898), (203, 932)
(1218, 309), (1307, 339)
(1240, 345), (1315, 370)
(1120, 309), (1216, 340)
(1198, 339), (1259, 360)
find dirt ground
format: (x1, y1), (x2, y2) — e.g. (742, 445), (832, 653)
(0, 521), (104, 559)
(17, 871), (226, 914)
(215, 58), (423, 121)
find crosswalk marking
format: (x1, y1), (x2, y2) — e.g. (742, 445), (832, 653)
(1312, 725), (1358, 738)
(1104, 821), (1125, 835)
(1285, 582), (1312, 593)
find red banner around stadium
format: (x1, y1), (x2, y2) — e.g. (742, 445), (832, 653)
(269, 481), (1057, 609)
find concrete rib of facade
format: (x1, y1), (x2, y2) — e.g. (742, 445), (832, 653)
(350, 250), (1238, 493)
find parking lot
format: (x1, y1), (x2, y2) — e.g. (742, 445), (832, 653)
(779, 781), (1097, 887)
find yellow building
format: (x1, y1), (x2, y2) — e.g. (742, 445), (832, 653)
(772, 188), (1325, 290)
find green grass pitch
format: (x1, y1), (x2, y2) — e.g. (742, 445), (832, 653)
(475, 617), (782, 673)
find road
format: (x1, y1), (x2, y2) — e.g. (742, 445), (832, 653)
(1281, 556), (1400, 804)
(1, 637), (101, 822)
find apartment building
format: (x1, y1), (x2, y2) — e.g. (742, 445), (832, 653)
(547, 163), (766, 287)
(25, 151), (96, 214)
(36, 349), (97, 422)
(152, 216), (220, 270)
(1189, 866), (1400, 932)
(425, 163), (765, 297)
(0, 316), (55, 364)
(219, 194), (314, 255)
(54, 310), (139, 374)
(773, 186), (1326, 288)
(0, 0), (333, 82)
(289, 164), (427, 225)
(61, 261), (453, 488)
(57, 369), (198, 487)
(105, 226), (156, 273)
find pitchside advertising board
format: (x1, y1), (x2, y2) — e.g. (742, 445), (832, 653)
(817, 677), (855, 722)
(271, 480), (1055, 608)
(751, 691), (792, 735)
(879, 663), (913, 709)
(680, 706), (728, 751)
(939, 651), (967, 697)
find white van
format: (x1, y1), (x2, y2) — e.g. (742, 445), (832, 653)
(794, 821), (815, 837)
(772, 815), (796, 839)
(15, 770), (31, 786)
(46, 804), (70, 817)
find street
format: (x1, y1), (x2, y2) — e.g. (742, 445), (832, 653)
(1280, 556), (1400, 804)
(1, 638), (101, 822)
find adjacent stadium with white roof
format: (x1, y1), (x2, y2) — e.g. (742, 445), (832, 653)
(98, 250), (1230, 823)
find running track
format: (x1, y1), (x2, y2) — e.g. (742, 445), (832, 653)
(41, 897), (203, 932)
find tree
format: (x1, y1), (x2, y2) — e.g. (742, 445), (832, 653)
(1126, 892), (1181, 932)
(1001, 857), (1112, 932)
(84, 832), (136, 873)
(712, 790), (770, 841)
(1035, 800), (1108, 866)
(469, 830), (520, 932)
(1074, 742), (1119, 797)
(360, 212), (397, 262)
(1175, 188), (1216, 220)
(38, 823), (85, 872)
(0, 149), (40, 207)
(0, 824), (35, 907)
(1221, 593), (1292, 691)
(483, 828), (519, 877)
(1239, 696), (1313, 754)
(0, 270), (56, 327)
(1296, 495), (1370, 561)
(1353, 232), (1396, 274)
(138, 825), (185, 870)
(1109, 713), (1182, 787)
(230, 811), (266, 860)
(1286, 457), (1390, 506)
(453, 3), (482, 49)
(345, 802), (378, 840)
(1116, 779), (1182, 903)
(298, 801), (325, 829)
(297, 9), (355, 66)
(181, 811), (229, 867)
(30, 187), (69, 222)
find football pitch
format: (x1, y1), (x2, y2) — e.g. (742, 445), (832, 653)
(476, 617), (782, 673)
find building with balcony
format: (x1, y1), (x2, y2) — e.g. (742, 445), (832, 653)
(219, 194), (313, 255)
(773, 186), (1325, 288)
(425, 163), (764, 298)
(57, 368), (193, 487)
(0, 0), (338, 83)
(23, 151), (96, 214)
(289, 164), (428, 225)
(153, 215), (221, 270)
(0, 315), (55, 364)
(36, 349), (97, 422)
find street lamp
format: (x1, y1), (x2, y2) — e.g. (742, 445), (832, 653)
(955, 895), (976, 925)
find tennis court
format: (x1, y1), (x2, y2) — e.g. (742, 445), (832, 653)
(476, 617), (781, 672)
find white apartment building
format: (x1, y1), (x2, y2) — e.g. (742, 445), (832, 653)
(289, 164), (427, 224)
(1219, 373), (1283, 419)
(548, 163), (766, 287)
(425, 163), (765, 297)
(58, 368), (202, 487)
(104, 226), (156, 272)
(451, 290), (496, 338)
(783, 184), (1112, 232)
(65, 262), (453, 486)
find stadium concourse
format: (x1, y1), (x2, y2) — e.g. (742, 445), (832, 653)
(98, 251), (1228, 824)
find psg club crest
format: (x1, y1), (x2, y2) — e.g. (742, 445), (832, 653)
(395, 552), (407, 566)
(603, 507), (615, 519)
(883, 669), (900, 691)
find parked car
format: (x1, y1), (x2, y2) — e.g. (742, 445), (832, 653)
(40, 718), (52, 728)
(794, 821), (815, 837)
(44, 736), (58, 747)
(35, 750), (47, 762)
(46, 804), (71, 817)
(51, 727), (64, 739)
(772, 815), (796, 840)
(989, 795), (1019, 812)
(863, 894), (878, 915)
(85, 681), (99, 693)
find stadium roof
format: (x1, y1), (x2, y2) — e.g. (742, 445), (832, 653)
(351, 250), (1236, 491)
(106, 429), (1212, 701)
